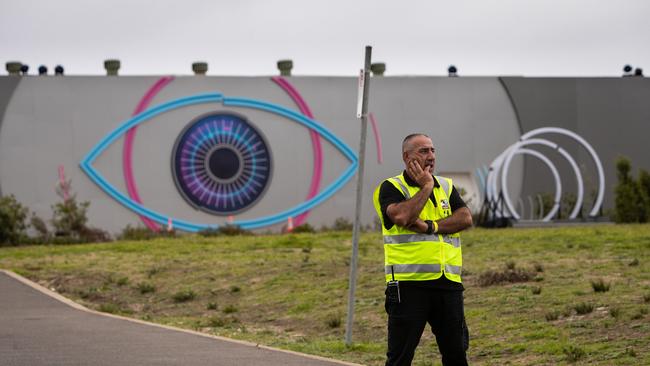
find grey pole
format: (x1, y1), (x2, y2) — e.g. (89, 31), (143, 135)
(345, 45), (372, 346)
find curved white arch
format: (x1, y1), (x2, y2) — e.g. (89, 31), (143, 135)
(520, 127), (604, 217)
(500, 138), (584, 219)
(502, 148), (561, 221)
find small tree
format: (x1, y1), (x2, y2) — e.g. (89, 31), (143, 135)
(0, 195), (29, 245)
(50, 178), (110, 242)
(51, 196), (90, 236)
(638, 169), (650, 222)
(614, 157), (644, 223)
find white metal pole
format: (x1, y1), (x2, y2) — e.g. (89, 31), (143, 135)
(345, 45), (372, 346)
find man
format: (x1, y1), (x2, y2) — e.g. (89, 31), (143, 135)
(372, 133), (473, 366)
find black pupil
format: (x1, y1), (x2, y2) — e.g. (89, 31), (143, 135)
(209, 147), (240, 180)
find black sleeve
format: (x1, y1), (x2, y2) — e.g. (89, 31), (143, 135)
(449, 186), (467, 212)
(378, 181), (406, 230)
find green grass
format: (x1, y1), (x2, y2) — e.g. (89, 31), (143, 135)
(2, 225), (650, 365)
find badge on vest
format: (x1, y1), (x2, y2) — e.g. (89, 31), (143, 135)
(441, 199), (450, 210)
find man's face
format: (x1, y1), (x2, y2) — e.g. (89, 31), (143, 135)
(403, 135), (436, 173)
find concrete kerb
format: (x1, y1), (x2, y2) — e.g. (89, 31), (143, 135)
(1, 269), (363, 366)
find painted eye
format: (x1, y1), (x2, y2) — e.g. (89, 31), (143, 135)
(80, 83), (357, 232)
(171, 112), (272, 215)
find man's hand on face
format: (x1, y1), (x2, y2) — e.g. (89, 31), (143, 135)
(407, 159), (434, 188)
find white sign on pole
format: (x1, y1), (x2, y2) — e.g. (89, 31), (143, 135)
(356, 69), (365, 118)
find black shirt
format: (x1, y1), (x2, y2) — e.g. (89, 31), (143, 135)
(378, 171), (467, 291)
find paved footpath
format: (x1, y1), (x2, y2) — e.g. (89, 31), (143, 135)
(0, 270), (360, 366)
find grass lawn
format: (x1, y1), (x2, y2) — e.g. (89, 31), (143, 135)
(1, 224), (649, 365)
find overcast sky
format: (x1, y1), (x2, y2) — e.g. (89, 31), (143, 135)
(2, 0), (649, 77)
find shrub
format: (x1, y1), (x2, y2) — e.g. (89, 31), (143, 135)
(531, 286), (542, 295)
(545, 310), (560, 321)
(629, 258), (639, 266)
(292, 223), (316, 233)
(591, 279), (610, 292)
(217, 224), (250, 236)
(197, 227), (220, 237)
(207, 316), (225, 327)
(639, 169), (650, 221)
(609, 307), (621, 318)
(574, 302), (594, 315)
(172, 290), (197, 303)
(99, 303), (120, 314)
(51, 195), (90, 236)
(30, 214), (50, 240)
(331, 217), (353, 231)
(222, 305), (238, 314)
(0, 195), (29, 245)
(120, 225), (158, 241)
(477, 267), (535, 287)
(563, 345), (586, 362)
(644, 293), (650, 303)
(206, 302), (218, 310)
(326, 314), (342, 328)
(137, 282), (156, 294)
(229, 285), (241, 293)
(614, 157), (645, 223)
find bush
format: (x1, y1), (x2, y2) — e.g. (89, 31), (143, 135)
(326, 314), (342, 328)
(477, 267), (535, 287)
(51, 195), (90, 236)
(591, 278), (610, 292)
(563, 345), (586, 362)
(0, 195), (29, 245)
(545, 310), (560, 321)
(222, 304), (238, 314)
(574, 302), (594, 315)
(614, 157), (646, 223)
(197, 227), (220, 237)
(120, 225), (159, 241)
(172, 289), (196, 303)
(639, 169), (650, 221)
(199, 224), (251, 236)
(30, 214), (50, 240)
(292, 223), (316, 233)
(331, 217), (353, 231)
(136, 282), (156, 294)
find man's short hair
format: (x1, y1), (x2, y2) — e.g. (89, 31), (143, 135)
(402, 133), (430, 152)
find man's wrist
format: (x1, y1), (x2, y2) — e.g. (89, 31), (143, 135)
(425, 220), (433, 235)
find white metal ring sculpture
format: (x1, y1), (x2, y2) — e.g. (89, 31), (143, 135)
(486, 127), (604, 221)
(501, 138), (584, 220)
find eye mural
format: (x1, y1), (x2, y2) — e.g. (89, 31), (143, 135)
(171, 112), (272, 215)
(80, 88), (358, 232)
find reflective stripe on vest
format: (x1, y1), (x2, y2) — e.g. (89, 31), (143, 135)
(435, 175), (450, 196)
(444, 264), (462, 275)
(384, 233), (461, 248)
(385, 264), (441, 274)
(390, 177), (410, 199)
(384, 263), (462, 275)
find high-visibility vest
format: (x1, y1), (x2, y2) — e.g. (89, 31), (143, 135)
(372, 173), (462, 283)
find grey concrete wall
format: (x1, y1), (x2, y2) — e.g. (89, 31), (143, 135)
(0, 75), (520, 233)
(500, 77), (650, 216)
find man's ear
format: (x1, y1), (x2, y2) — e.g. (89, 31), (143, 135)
(402, 151), (409, 163)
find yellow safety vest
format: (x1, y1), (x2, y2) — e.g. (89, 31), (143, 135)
(373, 173), (463, 283)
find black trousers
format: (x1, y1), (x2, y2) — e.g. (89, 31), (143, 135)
(385, 285), (468, 366)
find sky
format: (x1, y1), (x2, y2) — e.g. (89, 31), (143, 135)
(1, 0), (649, 77)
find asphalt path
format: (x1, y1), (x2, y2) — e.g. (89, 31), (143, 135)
(0, 270), (360, 366)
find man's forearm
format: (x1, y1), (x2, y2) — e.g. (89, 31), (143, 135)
(435, 207), (473, 234)
(387, 183), (433, 227)
(407, 207), (472, 235)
